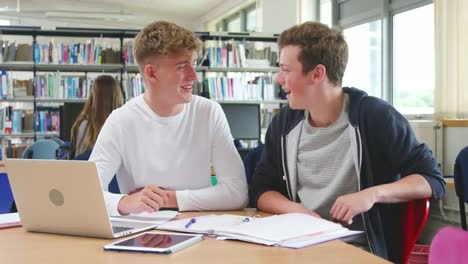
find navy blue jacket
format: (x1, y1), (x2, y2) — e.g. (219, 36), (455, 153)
(251, 87), (446, 263)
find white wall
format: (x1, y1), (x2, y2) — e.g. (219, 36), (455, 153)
(410, 120), (444, 169)
(0, 14), (195, 31)
(258, 0), (299, 34)
(198, 0), (255, 31)
(443, 127), (468, 176)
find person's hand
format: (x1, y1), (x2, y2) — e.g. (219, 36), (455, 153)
(117, 185), (169, 215)
(136, 234), (173, 248)
(330, 188), (377, 225)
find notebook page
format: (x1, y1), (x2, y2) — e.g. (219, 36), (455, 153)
(280, 229), (363, 248)
(215, 213), (344, 242)
(158, 214), (252, 234)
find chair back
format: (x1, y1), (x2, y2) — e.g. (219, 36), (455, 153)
(454, 147), (468, 202)
(48, 137), (65, 146)
(73, 150), (92, 161)
(429, 226), (468, 264)
(21, 139), (60, 159)
(454, 146), (468, 230)
(73, 150), (120, 194)
(402, 198), (430, 264)
(243, 143), (264, 185)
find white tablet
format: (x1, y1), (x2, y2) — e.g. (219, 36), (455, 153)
(104, 232), (203, 254)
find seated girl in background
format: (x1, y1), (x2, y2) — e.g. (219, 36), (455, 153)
(70, 75), (124, 159)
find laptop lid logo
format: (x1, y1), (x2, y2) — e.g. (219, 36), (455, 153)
(49, 189), (64, 206)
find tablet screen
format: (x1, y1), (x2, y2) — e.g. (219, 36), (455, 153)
(113, 233), (197, 249)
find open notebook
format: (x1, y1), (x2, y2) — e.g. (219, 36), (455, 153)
(157, 214), (253, 235)
(157, 213), (362, 248)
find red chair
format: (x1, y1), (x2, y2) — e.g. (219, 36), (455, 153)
(402, 198), (430, 264)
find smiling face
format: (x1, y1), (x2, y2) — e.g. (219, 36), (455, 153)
(146, 50), (198, 105)
(275, 45), (314, 109)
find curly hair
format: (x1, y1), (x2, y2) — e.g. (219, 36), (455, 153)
(133, 21), (202, 72)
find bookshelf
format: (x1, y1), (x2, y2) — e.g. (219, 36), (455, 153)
(0, 26), (283, 153)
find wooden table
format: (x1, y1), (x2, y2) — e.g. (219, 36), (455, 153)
(0, 210), (389, 264)
(445, 177), (454, 190)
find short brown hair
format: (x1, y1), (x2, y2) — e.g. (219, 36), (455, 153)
(133, 21), (202, 71)
(278, 22), (348, 86)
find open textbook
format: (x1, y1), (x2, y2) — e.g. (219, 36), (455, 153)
(157, 213), (362, 248)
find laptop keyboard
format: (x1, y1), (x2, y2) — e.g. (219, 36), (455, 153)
(112, 226), (133, 233)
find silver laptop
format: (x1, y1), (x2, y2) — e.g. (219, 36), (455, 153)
(5, 159), (157, 238)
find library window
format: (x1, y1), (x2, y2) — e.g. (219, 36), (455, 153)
(246, 8), (257, 32)
(393, 4), (435, 115)
(320, 0), (332, 27)
(227, 15), (241, 32)
(342, 20), (382, 98)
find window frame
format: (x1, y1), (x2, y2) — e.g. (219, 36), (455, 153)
(214, 3), (257, 33)
(332, 0), (434, 120)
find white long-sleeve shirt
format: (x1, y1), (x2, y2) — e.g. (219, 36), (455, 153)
(89, 94), (248, 216)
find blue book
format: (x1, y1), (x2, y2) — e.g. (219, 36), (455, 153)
(11, 109), (22, 134)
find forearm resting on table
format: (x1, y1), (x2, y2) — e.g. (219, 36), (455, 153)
(369, 174), (433, 204)
(257, 191), (310, 215)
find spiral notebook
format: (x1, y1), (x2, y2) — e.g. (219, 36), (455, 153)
(0, 213), (21, 230)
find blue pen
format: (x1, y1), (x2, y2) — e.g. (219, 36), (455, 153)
(242, 217), (250, 223)
(185, 217), (196, 228)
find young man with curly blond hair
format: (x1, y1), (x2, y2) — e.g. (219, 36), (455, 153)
(250, 22), (445, 262)
(90, 21), (248, 216)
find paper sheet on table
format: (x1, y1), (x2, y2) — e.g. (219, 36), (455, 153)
(157, 214), (254, 234)
(110, 210), (179, 224)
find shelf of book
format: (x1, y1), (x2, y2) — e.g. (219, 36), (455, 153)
(216, 99), (286, 104)
(203, 67), (279, 73)
(0, 98), (34, 103)
(0, 132), (59, 137)
(36, 98), (87, 103)
(0, 132), (60, 137)
(0, 62), (35, 71)
(0, 132), (35, 138)
(36, 132), (59, 137)
(124, 65), (279, 73)
(0, 132), (59, 138)
(197, 31), (279, 42)
(1, 98), (87, 103)
(35, 63), (123, 73)
(0, 63), (123, 72)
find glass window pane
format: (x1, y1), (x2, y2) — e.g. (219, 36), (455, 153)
(342, 20), (382, 98)
(393, 4), (434, 114)
(320, 0), (332, 27)
(227, 16), (241, 32)
(246, 9), (256, 32)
